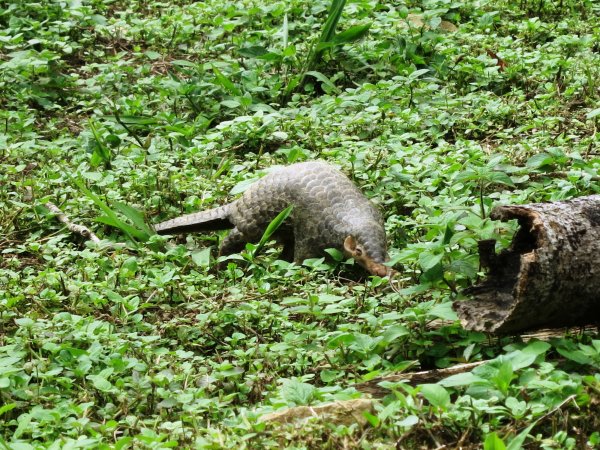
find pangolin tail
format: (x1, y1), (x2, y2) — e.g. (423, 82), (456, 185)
(154, 204), (233, 234)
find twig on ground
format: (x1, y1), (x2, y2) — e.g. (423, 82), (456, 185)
(45, 202), (101, 243)
(355, 361), (486, 397)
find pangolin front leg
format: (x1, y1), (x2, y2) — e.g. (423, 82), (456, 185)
(219, 227), (247, 257)
(277, 231), (295, 262)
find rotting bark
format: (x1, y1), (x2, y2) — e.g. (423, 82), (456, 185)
(454, 195), (600, 334)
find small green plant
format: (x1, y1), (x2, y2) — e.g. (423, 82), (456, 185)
(283, 0), (371, 101)
(252, 204), (294, 257)
(74, 178), (153, 243)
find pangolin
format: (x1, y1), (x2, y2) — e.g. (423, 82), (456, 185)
(154, 161), (390, 276)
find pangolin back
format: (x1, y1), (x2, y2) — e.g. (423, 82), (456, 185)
(155, 161), (389, 275)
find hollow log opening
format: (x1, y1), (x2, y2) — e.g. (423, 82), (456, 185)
(454, 195), (600, 334)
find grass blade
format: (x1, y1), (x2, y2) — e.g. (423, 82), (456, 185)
(253, 205), (294, 257)
(332, 24), (371, 44)
(318, 0), (347, 49)
(282, 13), (288, 48)
(212, 66), (241, 96)
(113, 201), (154, 236)
(73, 178), (148, 242)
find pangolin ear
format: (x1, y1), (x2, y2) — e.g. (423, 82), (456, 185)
(344, 235), (357, 253)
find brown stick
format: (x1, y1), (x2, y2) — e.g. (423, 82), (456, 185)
(454, 195), (600, 334)
(354, 361), (486, 397)
(45, 202), (101, 243)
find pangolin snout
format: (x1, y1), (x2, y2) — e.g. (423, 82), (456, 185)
(367, 262), (390, 277)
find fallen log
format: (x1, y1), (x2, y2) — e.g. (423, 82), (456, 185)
(453, 195), (600, 334)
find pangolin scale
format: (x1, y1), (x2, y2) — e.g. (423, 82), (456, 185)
(154, 161), (390, 276)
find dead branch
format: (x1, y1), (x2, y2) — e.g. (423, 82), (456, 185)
(354, 361), (486, 397)
(45, 202), (101, 243)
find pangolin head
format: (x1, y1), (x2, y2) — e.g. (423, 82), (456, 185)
(343, 221), (390, 277)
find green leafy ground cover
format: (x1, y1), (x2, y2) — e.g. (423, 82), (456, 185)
(1, 0), (600, 448)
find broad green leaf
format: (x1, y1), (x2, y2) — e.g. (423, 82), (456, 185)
(121, 257), (138, 275)
(332, 24), (371, 44)
(380, 325), (410, 343)
(320, 370), (340, 382)
(13, 413), (32, 439)
(447, 259), (478, 278)
(237, 46), (269, 58)
(487, 171), (515, 186)
(507, 422), (537, 450)
(114, 437), (134, 450)
(418, 251), (444, 271)
(316, 294), (345, 304)
(348, 333), (377, 353)
(318, 0), (347, 46)
(105, 289), (124, 303)
(74, 178), (137, 242)
(442, 224), (454, 245)
(305, 71), (341, 94)
(363, 411), (380, 427)
(258, 52), (284, 62)
(94, 215), (122, 228)
(15, 318), (34, 327)
(171, 59), (197, 67)
(95, 215), (147, 241)
(230, 176), (260, 195)
(397, 415), (419, 427)
(283, 45), (296, 57)
(586, 107), (600, 119)
(0, 402), (16, 416)
(113, 201), (153, 236)
(88, 120), (111, 167)
(455, 169), (479, 182)
(88, 375), (113, 392)
(492, 360), (514, 394)
(556, 347), (592, 365)
(484, 432), (507, 450)
(324, 247), (344, 261)
(407, 68), (430, 81)
(280, 379), (316, 405)
(420, 384), (450, 409)
(505, 396), (527, 418)
(526, 153), (554, 168)
(81, 172), (103, 182)
(283, 73), (302, 98)
(212, 66), (241, 96)
(427, 302), (458, 321)
(428, 16), (442, 29)
(221, 99), (241, 109)
(253, 205), (293, 257)
(439, 372), (485, 387)
(107, 115), (159, 126)
(327, 333), (357, 348)
(507, 341), (550, 370)
(315, 41), (336, 53)
(192, 247), (211, 268)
